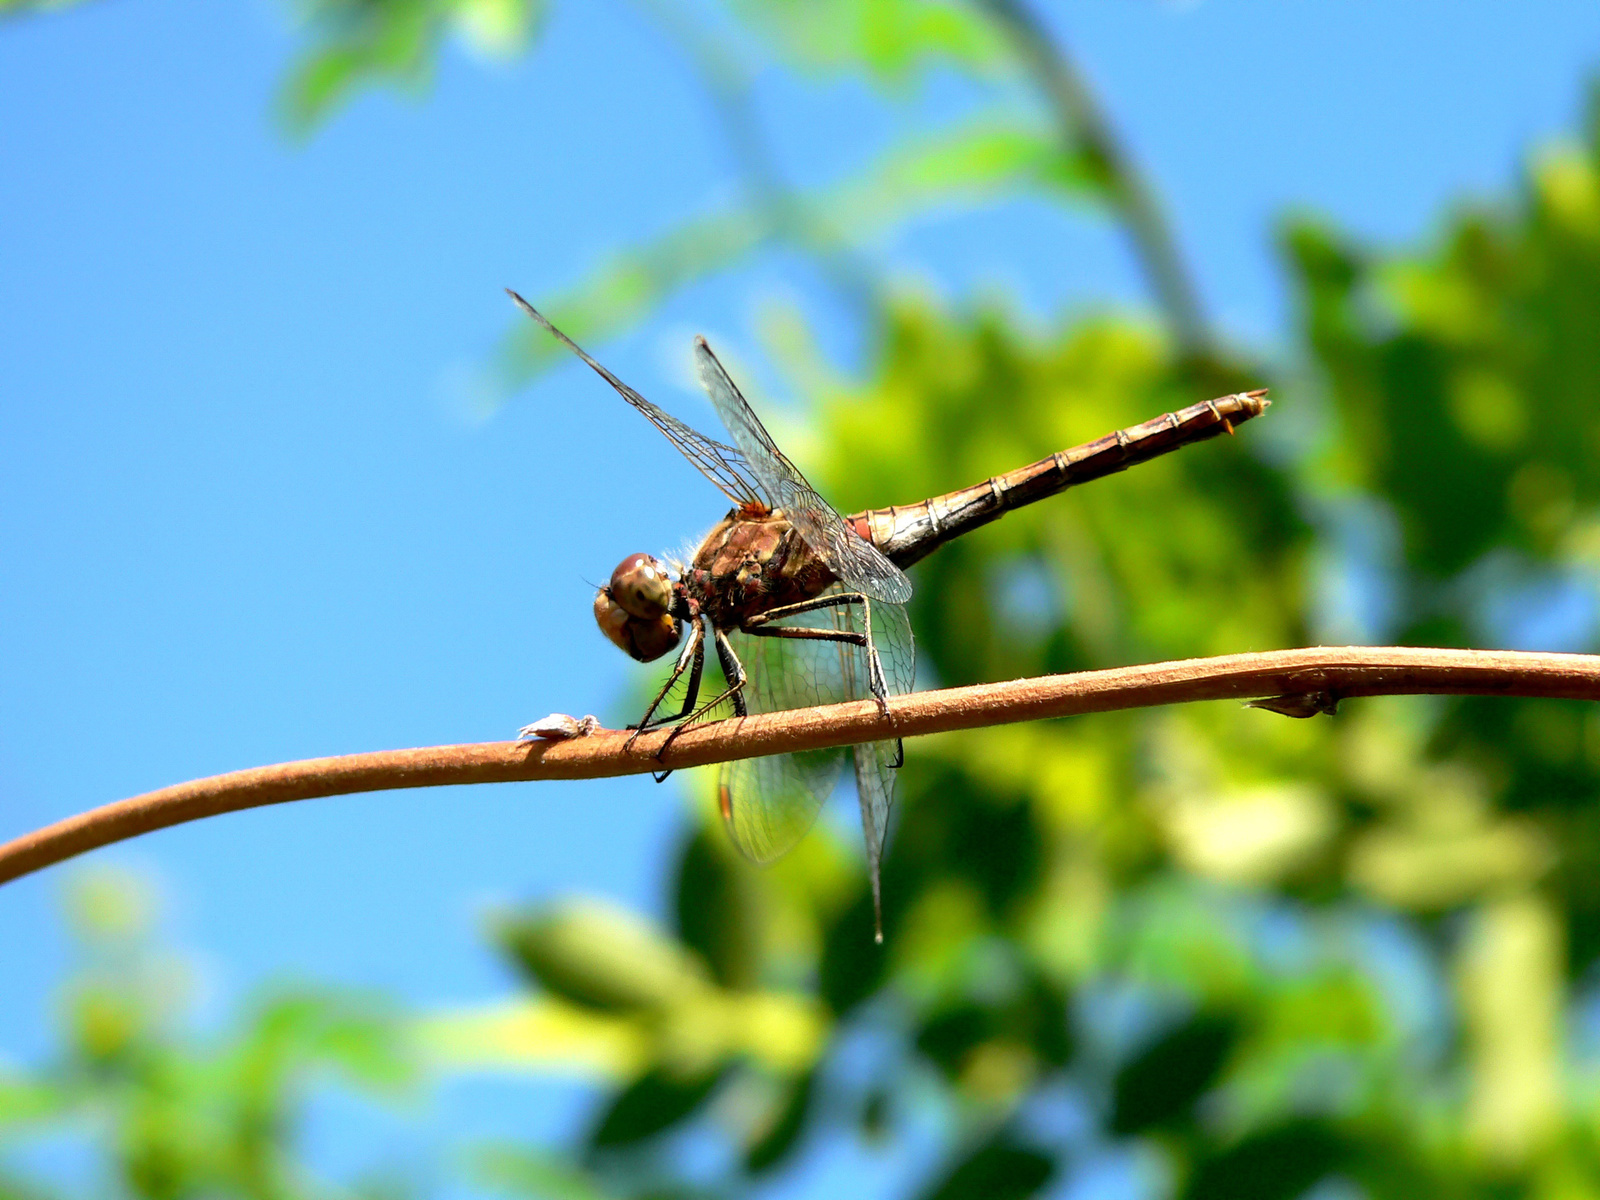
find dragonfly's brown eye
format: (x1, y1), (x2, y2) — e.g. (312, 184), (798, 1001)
(594, 587), (681, 662)
(609, 552), (674, 620)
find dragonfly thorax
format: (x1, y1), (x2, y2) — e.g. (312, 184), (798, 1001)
(683, 509), (835, 628)
(594, 552), (684, 662)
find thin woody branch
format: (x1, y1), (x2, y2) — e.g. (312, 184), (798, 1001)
(4, 646), (1600, 889)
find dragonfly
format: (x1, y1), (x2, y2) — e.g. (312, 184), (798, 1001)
(508, 290), (1269, 941)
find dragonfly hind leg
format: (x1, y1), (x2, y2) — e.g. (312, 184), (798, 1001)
(741, 592), (894, 717)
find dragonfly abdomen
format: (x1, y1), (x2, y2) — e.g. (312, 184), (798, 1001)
(853, 389), (1270, 570)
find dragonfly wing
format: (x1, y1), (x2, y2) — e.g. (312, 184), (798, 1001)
(508, 291), (771, 509)
(861, 588), (916, 705)
(717, 598), (855, 863)
(837, 596), (913, 940)
(718, 748), (845, 866)
(693, 337), (912, 603)
(854, 739), (897, 942)
(718, 585), (915, 933)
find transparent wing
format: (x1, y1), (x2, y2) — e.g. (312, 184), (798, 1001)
(508, 291), (770, 509)
(716, 593), (850, 865)
(693, 338), (913, 604)
(834, 596), (914, 942)
(717, 748), (846, 867)
(854, 740), (898, 942)
(716, 586), (915, 878)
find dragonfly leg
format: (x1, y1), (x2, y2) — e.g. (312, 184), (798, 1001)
(858, 595), (892, 716)
(714, 627), (751, 721)
(626, 625), (709, 782)
(626, 621), (705, 747)
(744, 591), (866, 624)
(742, 592), (893, 717)
(650, 626), (750, 760)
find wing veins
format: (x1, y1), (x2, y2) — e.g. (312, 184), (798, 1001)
(692, 338), (912, 603)
(507, 290), (768, 507)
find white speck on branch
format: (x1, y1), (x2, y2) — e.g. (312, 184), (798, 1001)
(4, 646), (1598, 889)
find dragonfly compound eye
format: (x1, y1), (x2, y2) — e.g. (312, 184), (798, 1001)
(594, 587), (682, 662)
(608, 552), (674, 620)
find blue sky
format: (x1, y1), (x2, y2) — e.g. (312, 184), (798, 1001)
(4, 0), (1600, 1192)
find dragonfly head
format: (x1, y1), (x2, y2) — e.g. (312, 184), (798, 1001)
(594, 553), (683, 662)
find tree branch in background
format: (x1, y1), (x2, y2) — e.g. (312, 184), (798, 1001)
(975, 0), (1213, 358)
(628, 0), (881, 312)
(4, 647), (1599, 888)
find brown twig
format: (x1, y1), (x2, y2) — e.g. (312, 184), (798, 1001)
(4, 647), (1599, 889)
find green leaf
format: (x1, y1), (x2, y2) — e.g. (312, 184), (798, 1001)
(587, 1064), (727, 1150)
(730, 0), (1007, 85)
(489, 207), (769, 409)
(915, 1004), (992, 1080)
(1182, 1120), (1346, 1200)
(239, 990), (414, 1091)
(493, 900), (711, 1014)
(743, 1070), (815, 1175)
(0, 1075), (71, 1126)
(912, 972), (1071, 1086)
(1109, 1012), (1239, 1134)
(827, 120), (1101, 230)
(913, 1135), (1055, 1200)
(278, 0), (433, 135)
(673, 825), (760, 991)
(817, 884), (890, 1015)
(278, 0), (546, 134)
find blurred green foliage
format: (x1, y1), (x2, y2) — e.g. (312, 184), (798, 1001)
(11, 0), (1600, 1198)
(0, 0), (89, 13)
(0, 871), (415, 1199)
(277, 0), (546, 134)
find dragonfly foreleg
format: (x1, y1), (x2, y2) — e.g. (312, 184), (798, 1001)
(627, 621), (705, 751)
(741, 591), (893, 717)
(648, 626), (751, 760)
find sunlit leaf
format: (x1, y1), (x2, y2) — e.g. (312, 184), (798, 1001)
(673, 825), (761, 992)
(493, 900), (711, 1014)
(278, 0), (546, 134)
(731, 0), (1007, 85)
(417, 998), (646, 1077)
(453, 0), (544, 58)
